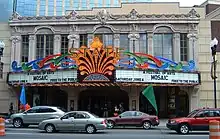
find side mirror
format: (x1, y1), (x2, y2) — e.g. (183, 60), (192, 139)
(119, 115), (121, 118)
(23, 111), (27, 114)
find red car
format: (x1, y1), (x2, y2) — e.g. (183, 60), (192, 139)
(106, 111), (159, 130)
(166, 108), (220, 134)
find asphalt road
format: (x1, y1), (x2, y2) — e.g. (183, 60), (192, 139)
(2, 126), (209, 139)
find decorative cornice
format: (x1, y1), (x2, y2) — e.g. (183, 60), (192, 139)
(128, 33), (140, 40)
(10, 36), (21, 42)
(9, 9), (200, 24)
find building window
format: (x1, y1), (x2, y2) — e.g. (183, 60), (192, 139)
(36, 35), (54, 59)
(61, 35), (69, 54)
(94, 34), (113, 47)
(180, 34), (188, 61)
(138, 33), (148, 53)
(153, 33), (173, 60)
(0, 62), (3, 79)
(120, 34), (129, 51)
(21, 35), (29, 62)
(80, 34), (88, 47)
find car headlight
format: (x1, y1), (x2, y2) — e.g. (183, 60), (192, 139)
(170, 120), (176, 124)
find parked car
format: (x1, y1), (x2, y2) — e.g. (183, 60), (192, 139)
(106, 111), (159, 130)
(10, 106), (65, 128)
(38, 111), (107, 134)
(166, 108), (220, 134)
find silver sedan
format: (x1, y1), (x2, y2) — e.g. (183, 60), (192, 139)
(38, 111), (107, 134)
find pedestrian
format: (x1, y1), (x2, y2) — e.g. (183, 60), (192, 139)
(9, 102), (14, 116)
(25, 103), (31, 111)
(119, 103), (124, 114)
(114, 105), (119, 117)
(103, 104), (108, 117)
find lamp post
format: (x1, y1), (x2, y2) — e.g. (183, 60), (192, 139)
(0, 41), (5, 79)
(210, 38), (218, 108)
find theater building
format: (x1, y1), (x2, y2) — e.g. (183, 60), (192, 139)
(7, 2), (205, 118)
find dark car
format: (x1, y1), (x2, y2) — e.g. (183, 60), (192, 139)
(106, 111), (159, 130)
(166, 108), (220, 134)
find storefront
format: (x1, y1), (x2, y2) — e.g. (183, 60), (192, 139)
(7, 37), (200, 118)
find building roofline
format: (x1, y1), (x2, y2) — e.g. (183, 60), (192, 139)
(200, 0), (220, 6)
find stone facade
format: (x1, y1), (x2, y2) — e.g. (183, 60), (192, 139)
(1, 2), (216, 114)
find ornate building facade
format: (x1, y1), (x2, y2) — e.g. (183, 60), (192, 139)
(4, 2), (214, 117)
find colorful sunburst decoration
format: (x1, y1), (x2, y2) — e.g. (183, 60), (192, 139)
(69, 37), (120, 82)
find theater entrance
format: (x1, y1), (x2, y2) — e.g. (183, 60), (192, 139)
(78, 87), (129, 117)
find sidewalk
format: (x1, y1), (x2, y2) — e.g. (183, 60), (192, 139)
(159, 119), (168, 127)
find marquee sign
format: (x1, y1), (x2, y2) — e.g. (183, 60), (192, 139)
(7, 70), (77, 84)
(116, 70), (200, 84)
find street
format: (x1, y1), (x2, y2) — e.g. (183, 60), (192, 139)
(3, 126), (209, 139)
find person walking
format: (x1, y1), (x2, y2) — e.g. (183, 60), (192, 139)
(114, 105), (119, 117)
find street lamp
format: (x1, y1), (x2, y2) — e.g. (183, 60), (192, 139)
(210, 38), (218, 108)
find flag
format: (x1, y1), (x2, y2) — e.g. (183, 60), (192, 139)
(19, 85), (26, 105)
(142, 85), (158, 115)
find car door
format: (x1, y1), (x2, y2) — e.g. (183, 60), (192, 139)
(56, 113), (75, 131)
(22, 108), (40, 124)
(116, 111), (134, 125)
(73, 112), (90, 130)
(38, 108), (57, 122)
(132, 112), (144, 125)
(191, 110), (209, 131)
(206, 110), (220, 122)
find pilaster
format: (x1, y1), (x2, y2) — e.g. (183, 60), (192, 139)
(68, 34), (80, 48)
(128, 33), (140, 53)
(147, 33), (153, 55)
(28, 35), (36, 61)
(87, 34), (93, 47)
(173, 33), (180, 62)
(54, 35), (61, 54)
(114, 34), (120, 47)
(187, 33), (198, 68)
(10, 36), (22, 64)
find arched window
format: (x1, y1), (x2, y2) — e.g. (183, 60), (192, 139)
(94, 27), (113, 47)
(153, 27), (173, 60)
(35, 28), (54, 58)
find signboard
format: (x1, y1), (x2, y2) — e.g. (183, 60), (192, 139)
(116, 70), (200, 84)
(8, 70), (77, 84)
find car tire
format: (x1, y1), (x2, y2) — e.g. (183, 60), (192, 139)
(178, 124), (189, 135)
(45, 124), (56, 133)
(107, 120), (115, 129)
(85, 125), (96, 134)
(142, 121), (151, 130)
(13, 118), (23, 128)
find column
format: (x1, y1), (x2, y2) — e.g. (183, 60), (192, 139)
(45, 0), (48, 16)
(128, 33), (140, 53)
(128, 87), (140, 111)
(68, 34), (80, 49)
(147, 33), (153, 55)
(79, 0), (82, 10)
(54, 0), (56, 16)
(28, 35), (36, 61)
(187, 33), (198, 68)
(10, 36), (22, 63)
(173, 33), (180, 62)
(189, 86), (199, 112)
(54, 35), (61, 54)
(114, 34), (120, 47)
(94, 0), (98, 7)
(36, 0), (41, 16)
(86, 0), (90, 9)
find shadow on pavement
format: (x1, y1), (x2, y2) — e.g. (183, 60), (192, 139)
(167, 132), (209, 135)
(39, 131), (107, 134)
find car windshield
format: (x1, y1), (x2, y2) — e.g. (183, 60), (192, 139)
(187, 109), (200, 117)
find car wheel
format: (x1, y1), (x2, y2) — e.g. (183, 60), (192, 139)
(178, 124), (189, 134)
(86, 125), (96, 134)
(143, 121), (151, 130)
(13, 118), (23, 128)
(45, 124), (56, 133)
(107, 120), (115, 129)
